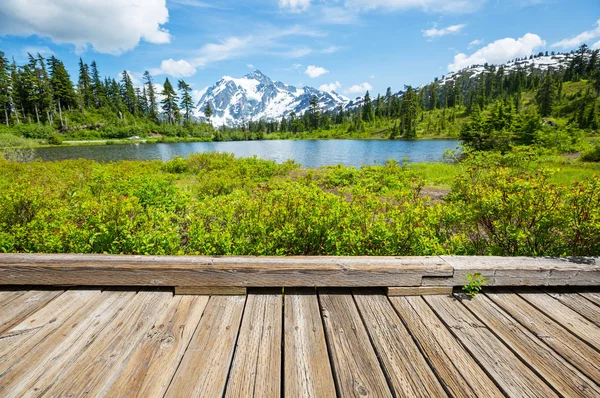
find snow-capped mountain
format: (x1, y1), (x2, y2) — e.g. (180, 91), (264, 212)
(437, 53), (582, 87)
(195, 70), (349, 126)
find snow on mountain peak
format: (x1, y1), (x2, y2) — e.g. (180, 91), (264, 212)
(195, 70), (349, 126)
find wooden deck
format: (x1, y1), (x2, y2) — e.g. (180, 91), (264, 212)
(1, 286), (599, 397)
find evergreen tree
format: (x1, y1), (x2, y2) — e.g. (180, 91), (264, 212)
(177, 79), (195, 123)
(308, 95), (320, 129)
(48, 56), (77, 114)
(90, 61), (106, 108)
(203, 102), (213, 123)
(0, 51), (10, 125)
(143, 71), (158, 121)
(120, 71), (137, 115)
(536, 74), (557, 117)
(362, 91), (374, 122)
(77, 58), (93, 109)
(400, 86), (418, 139)
(160, 78), (180, 124)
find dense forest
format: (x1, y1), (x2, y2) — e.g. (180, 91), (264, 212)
(0, 44), (599, 158)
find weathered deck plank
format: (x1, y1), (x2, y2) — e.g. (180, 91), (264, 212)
(165, 295), (246, 397)
(225, 290), (282, 398)
(486, 289), (600, 382)
(543, 288), (600, 324)
(390, 296), (503, 398)
(353, 289), (447, 397)
(0, 291), (134, 398)
(104, 294), (209, 397)
(462, 293), (600, 397)
(0, 289), (63, 334)
(517, 289), (600, 350)
(0, 254), (451, 287)
(318, 288), (393, 398)
(0, 290), (100, 374)
(283, 288), (336, 398)
(425, 295), (558, 397)
(40, 290), (173, 397)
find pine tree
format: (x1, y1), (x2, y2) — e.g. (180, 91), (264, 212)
(400, 86), (418, 139)
(120, 71), (137, 115)
(161, 78), (180, 124)
(77, 58), (93, 109)
(203, 102), (213, 123)
(308, 95), (320, 129)
(536, 74), (557, 117)
(143, 71), (158, 121)
(0, 51), (10, 125)
(362, 91), (374, 122)
(177, 79), (195, 123)
(90, 61), (106, 108)
(48, 56), (77, 125)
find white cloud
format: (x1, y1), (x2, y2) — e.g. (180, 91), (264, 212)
(292, 63), (304, 69)
(125, 70), (142, 86)
(188, 26), (320, 67)
(287, 47), (313, 58)
(423, 24), (466, 38)
(319, 81), (341, 92)
(247, 63), (254, 68)
(0, 0), (170, 55)
(448, 33), (546, 72)
(305, 65), (329, 78)
(279, 0), (310, 12)
(192, 88), (208, 104)
(322, 46), (342, 54)
(468, 39), (483, 48)
(320, 7), (358, 24)
(344, 82), (372, 94)
(151, 58), (197, 77)
(552, 19), (600, 49)
(370, 75), (375, 79)
(593, 40), (600, 50)
(344, 0), (486, 14)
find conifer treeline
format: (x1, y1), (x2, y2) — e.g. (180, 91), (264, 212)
(0, 51), (202, 128)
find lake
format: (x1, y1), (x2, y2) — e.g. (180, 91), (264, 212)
(32, 139), (460, 168)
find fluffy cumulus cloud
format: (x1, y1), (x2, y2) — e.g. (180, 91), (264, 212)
(423, 24), (466, 38)
(344, 82), (372, 94)
(152, 59), (197, 77)
(279, 0), (310, 12)
(552, 19), (600, 49)
(0, 0), (170, 55)
(448, 33), (545, 72)
(305, 65), (329, 78)
(594, 40), (600, 50)
(319, 81), (341, 92)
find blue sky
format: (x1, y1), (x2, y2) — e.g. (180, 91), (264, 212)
(0, 0), (599, 101)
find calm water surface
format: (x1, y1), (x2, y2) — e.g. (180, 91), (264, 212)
(33, 139), (460, 168)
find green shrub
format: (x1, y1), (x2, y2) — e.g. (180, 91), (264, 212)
(47, 133), (63, 145)
(582, 144), (600, 162)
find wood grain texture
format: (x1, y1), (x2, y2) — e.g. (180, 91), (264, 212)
(0, 291), (134, 398)
(353, 289), (446, 397)
(36, 290), (173, 397)
(486, 290), (600, 382)
(0, 290), (28, 307)
(175, 286), (247, 295)
(284, 288), (336, 398)
(462, 293), (600, 397)
(543, 288), (600, 324)
(0, 289), (63, 334)
(387, 286), (453, 296)
(0, 290), (100, 374)
(165, 295), (246, 398)
(430, 256), (600, 286)
(105, 294), (209, 397)
(0, 254), (451, 287)
(517, 289), (600, 350)
(425, 295), (558, 398)
(318, 288), (393, 398)
(225, 290), (282, 398)
(579, 291), (600, 305)
(390, 296), (503, 398)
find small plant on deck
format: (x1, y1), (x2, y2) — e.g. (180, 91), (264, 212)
(462, 273), (489, 298)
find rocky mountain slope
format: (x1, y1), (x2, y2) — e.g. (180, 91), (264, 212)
(194, 70), (349, 126)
